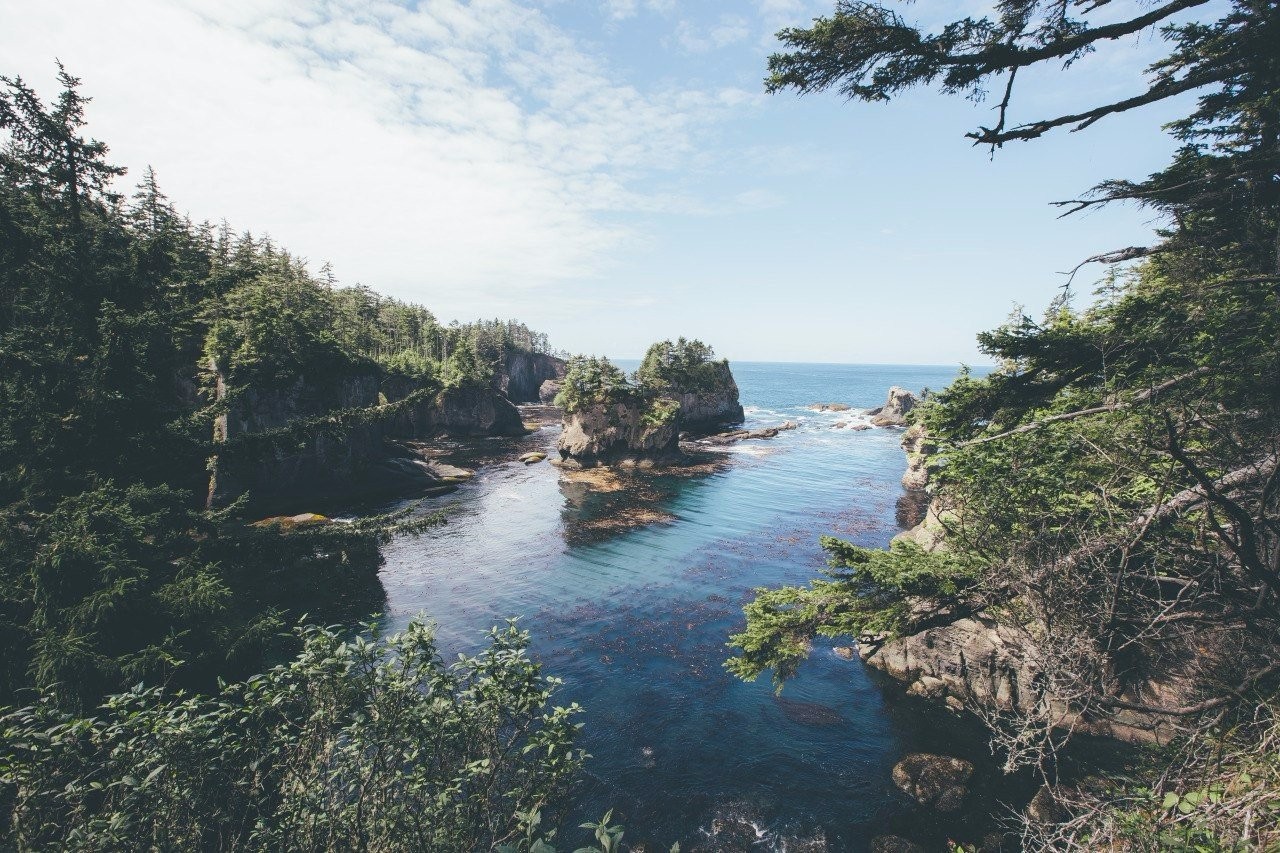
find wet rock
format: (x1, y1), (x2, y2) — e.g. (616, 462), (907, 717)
(868, 387), (918, 427)
(890, 752), (974, 812)
(832, 646), (856, 660)
(870, 836), (925, 853)
(696, 423), (795, 446)
(808, 402), (851, 412)
(849, 423), (872, 431)
(519, 451), (547, 464)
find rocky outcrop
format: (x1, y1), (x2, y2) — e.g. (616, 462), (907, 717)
(861, 614), (1037, 715)
(209, 369), (523, 511)
(891, 753), (974, 812)
(500, 350), (565, 403)
(670, 361), (744, 433)
(556, 399), (681, 468)
(869, 386), (918, 427)
(693, 421), (798, 446)
(430, 386), (525, 436)
(808, 402), (851, 412)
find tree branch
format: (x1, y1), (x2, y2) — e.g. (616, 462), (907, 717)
(958, 368), (1211, 447)
(968, 71), (1218, 146)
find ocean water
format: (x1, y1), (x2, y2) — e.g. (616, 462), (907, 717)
(377, 362), (1003, 852)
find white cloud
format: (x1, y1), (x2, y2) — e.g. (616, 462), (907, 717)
(672, 14), (751, 53)
(0, 0), (751, 308)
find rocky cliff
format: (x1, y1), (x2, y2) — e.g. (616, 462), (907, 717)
(209, 370), (524, 511)
(556, 399), (681, 468)
(672, 362), (745, 434)
(500, 350), (566, 403)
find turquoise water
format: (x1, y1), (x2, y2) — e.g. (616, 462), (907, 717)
(379, 363), (998, 851)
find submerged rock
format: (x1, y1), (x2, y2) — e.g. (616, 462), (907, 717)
(890, 752), (974, 812)
(868, 386), (918, 427)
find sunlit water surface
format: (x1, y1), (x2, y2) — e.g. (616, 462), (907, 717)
(377, 363), (1005, 852)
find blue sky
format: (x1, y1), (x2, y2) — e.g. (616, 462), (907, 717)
(3, 0), (1206, 363)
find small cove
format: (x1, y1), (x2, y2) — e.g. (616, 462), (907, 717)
(376, 362), (1009, 851)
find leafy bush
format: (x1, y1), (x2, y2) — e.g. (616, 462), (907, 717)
(1, 620), (585, 852)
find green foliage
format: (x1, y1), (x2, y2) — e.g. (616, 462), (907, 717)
(635, 338), (731, 394)
(554, 356), (637, 414)
(0, 619), (586, 852)
(726, 538), (981, 688)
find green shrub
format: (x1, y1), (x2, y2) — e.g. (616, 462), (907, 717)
(1, 619), (585, 852)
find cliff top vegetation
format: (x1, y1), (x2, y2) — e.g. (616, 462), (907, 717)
(635, 337), (732, 395)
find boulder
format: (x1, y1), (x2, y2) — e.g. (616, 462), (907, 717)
(868, 387), (918, 427)
(538, 379), (563, 404)
(832, 646), (856, 660)
(1026, 786), (1064, 824)
(891, 753), (974, 812)
(696, 423), (795, 446)
(519, 452), (547, 464)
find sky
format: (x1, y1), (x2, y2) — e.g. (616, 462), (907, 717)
(1, 0), (1210, 364)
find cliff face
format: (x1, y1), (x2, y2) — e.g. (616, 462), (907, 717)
(500, 351), (566, 403)
(674, 362), (745, 433)
(556, 400), (681, 468)
(209, 371), (524, 511)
